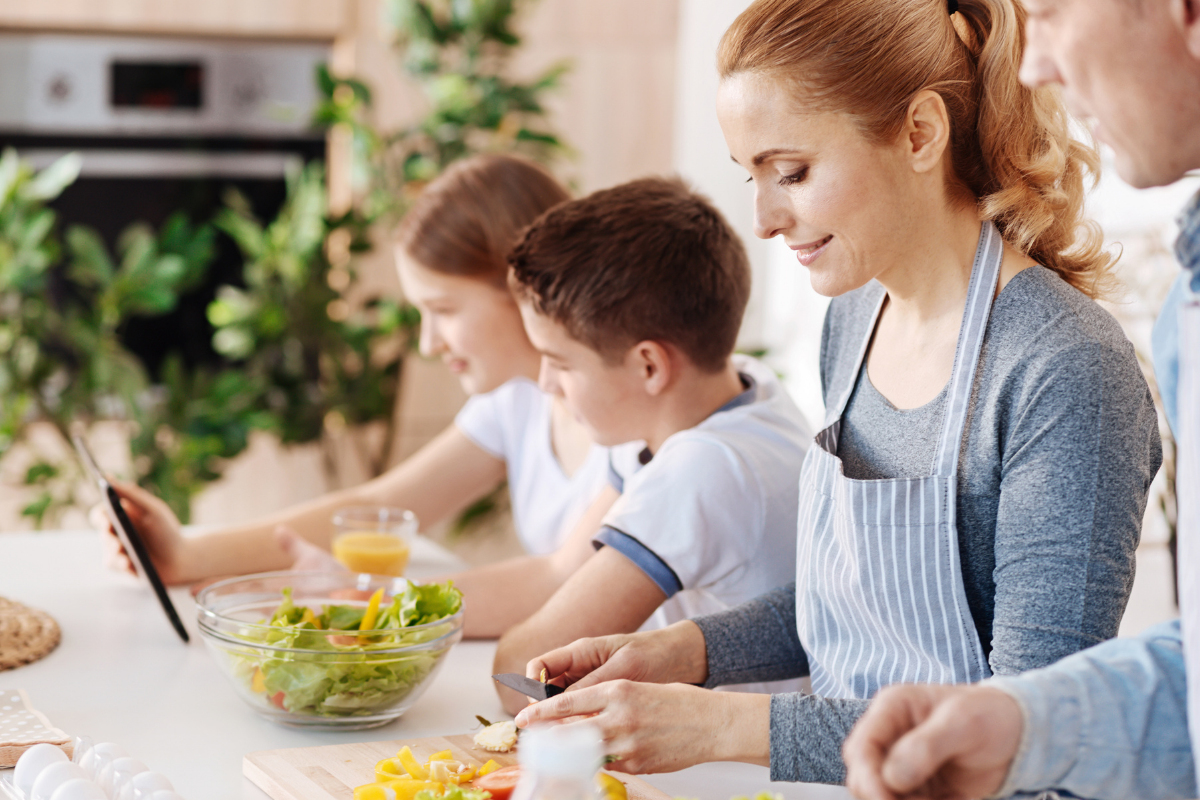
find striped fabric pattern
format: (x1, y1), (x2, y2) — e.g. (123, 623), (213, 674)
(795, 222), (1001, 700)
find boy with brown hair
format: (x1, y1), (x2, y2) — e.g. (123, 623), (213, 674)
(493, 176), (811, 712)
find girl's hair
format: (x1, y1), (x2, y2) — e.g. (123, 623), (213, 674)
(396, 154), (570, 286)
(718, 0), (1114, 297)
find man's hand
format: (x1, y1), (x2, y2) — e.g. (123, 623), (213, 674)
(843, 684), (1024, 800)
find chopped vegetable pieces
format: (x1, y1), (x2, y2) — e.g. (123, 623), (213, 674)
(353, 780), (443, 800)
(597, 773), (627, 800)
(376, 758), (406, 783)
(397, 746), (430, 780)
(473, 721), (518, 753)
(471, 765), (522, 800)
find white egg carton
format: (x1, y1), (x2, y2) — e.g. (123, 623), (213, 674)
(0, 739), (184, 800)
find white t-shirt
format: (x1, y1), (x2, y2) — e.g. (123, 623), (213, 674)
(598, 355), (812, 630)
(455, 378), (610, 555)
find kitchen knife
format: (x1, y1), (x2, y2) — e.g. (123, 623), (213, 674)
(492, 673), (565, 701)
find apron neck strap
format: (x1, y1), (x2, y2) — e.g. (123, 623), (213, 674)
(826, 222), (1004, 477)
(932, 221), (1004, 478)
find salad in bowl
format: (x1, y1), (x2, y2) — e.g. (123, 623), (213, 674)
(196, 571), (464, 729)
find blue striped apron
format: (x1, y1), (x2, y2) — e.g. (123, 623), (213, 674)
(794, 221), (1002, 699)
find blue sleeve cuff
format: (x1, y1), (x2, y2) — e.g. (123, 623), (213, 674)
(593, 526), (682, 597)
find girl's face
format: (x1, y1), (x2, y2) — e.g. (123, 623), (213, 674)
(717, 72), (925, 298)
(396, 251), (539, 395)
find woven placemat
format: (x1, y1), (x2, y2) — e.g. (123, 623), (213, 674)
(0, 597), (61, 671)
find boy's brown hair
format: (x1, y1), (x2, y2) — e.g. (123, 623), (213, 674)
(507, 177), (751, 372)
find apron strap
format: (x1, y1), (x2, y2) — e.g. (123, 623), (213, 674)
(932, 221), (1004, 478)
(826, 288), (888, 428)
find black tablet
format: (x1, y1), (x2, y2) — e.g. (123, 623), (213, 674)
(73, 434), (190, 643)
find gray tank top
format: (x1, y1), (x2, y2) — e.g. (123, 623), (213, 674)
(837, 365), (948, 480)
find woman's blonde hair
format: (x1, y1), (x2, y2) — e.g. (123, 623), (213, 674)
(718, 0), (1114, 297)
(396, 154), (570, 287)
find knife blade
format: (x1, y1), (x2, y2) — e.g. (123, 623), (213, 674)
(492, 673), (565, 701)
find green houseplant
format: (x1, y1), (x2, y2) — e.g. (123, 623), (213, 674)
(1, 0), (568, 528)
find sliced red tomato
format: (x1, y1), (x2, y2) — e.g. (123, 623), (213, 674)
(270, 691), (287, 710)
(471, 765), (522, 800)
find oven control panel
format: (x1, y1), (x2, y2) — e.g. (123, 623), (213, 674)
(0, 33), (329, 135)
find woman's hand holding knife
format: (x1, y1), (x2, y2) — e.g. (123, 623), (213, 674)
(515, 621), (770, 774)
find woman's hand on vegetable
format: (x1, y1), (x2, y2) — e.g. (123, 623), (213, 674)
(525, 620), (708, 692)
(90, 480), (191, 585)
(842, 684), (1022, 800)
(515, 681), (769, 774)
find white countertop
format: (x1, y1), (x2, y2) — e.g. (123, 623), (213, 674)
(0, 531), (848, 800)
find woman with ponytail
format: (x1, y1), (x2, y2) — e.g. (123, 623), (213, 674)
(515, 0), (1162, 784)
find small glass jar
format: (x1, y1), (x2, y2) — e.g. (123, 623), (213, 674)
(510, 723), (603, 800)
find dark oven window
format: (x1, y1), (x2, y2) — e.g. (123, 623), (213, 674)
(111, 62), (204, 109)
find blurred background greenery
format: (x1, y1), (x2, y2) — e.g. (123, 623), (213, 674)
(0, 0), (568, 527)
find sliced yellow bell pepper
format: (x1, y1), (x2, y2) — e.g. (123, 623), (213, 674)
(360, 587), (386, 632)
(300, 608), (322, 628)
(390, 780), (441, 800)
(250, 667), (266, 694)
(457, 767), (477, 783)
(375, 757), (406, 784)
(597, 773), (628, 800)
(353, 780), (441, 800)
(352, 783), (396, 800)
(396, 746), (429, 780)
(428, 749), (453, 761)
(477, 760), (501, 777)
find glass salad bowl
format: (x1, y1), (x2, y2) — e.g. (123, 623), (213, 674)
(196, 571), (464, 730)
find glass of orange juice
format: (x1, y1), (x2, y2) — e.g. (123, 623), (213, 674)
(330, 507), (418, 576)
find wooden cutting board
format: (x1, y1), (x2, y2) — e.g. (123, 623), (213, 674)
(245, 734), (672, 800)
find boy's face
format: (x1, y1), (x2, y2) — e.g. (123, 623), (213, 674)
(518, 301), (650, 447)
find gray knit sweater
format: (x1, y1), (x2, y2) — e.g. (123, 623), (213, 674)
(693, 267), (1162, 784)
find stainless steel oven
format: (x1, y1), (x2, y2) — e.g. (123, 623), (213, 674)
(0, 33), (330, 375)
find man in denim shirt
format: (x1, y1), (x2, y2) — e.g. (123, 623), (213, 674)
(841, 1), (1200, 799)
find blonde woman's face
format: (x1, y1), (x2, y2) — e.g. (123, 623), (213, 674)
(717, 72), (921, 298)
(396, 251), (539, 395)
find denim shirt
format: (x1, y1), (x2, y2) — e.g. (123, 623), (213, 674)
(983, 190), (1200, 800)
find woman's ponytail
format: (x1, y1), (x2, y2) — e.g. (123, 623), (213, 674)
(954, 0), (1114, 296)
(718, 0), (1114, 298)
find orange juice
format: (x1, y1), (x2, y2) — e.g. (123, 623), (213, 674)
(332, 531), (411, 576)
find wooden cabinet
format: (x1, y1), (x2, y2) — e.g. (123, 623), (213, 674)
(0, 0), (349, 40)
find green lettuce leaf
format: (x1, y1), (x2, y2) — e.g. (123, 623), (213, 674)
(418, 787), (492, 800)
(229, 580), (462, 718)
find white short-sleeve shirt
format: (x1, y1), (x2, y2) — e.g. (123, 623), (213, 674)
(455, 378), (609, 555)
(598, 354), (813, 630)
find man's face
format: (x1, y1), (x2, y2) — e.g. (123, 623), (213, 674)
(1021, 0), (1200, 188)
(518, 302), (650, 447)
